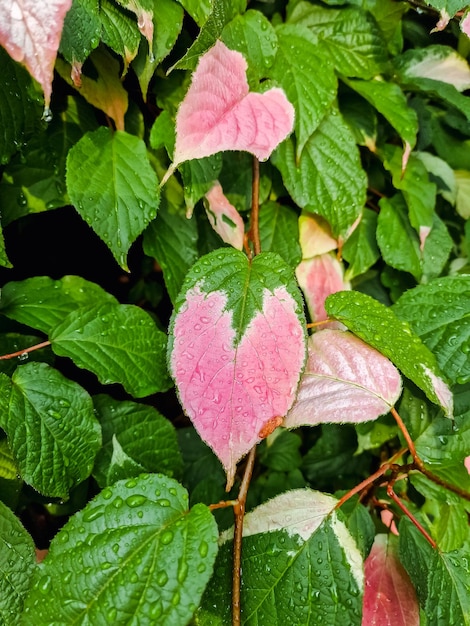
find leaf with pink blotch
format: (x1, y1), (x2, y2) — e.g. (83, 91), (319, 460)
(362, 534), (419, 626)
(161, 40), (294, 184)
(168, 248), (306, 489)
(285, 329), (402, 429)
(204, 182), (245, 250)
(296, 252), (350, 327)
(0, 0), (72, 111)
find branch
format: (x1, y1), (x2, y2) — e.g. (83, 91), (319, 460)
(0, 341), (51, 360)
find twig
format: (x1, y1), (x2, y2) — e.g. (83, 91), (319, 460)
(387, 481), (437, 549)
(247, 157), (261, 256)
(0, 341), (51, 360)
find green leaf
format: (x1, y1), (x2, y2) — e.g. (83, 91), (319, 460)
(23, 474), (218, 625)
(198, 490), (363, 625)
(49, 302), (171, 397)
(288, 2), (388, 79)
(0, 275), (117, 334)
(149, 109), (175, 155)
(0, 363), (101, 498)
(100, 0), (141, 69)
(269, 24), (337, 157)
(393, 276), (470, 384)
(219, 152), (271, 212)
(181, 154), (222, 215)
(0, 47), (41, 167)
(221, 10), (278, 84)
(422, 0), (468, 16)
(258, 428), (302, 472)
(0, 500), (36, 625)
(433, 501), (469, 552)
(455, 170), (470, 219)
(92, 394), (183, 488)
(0, 438), (18, 481)
(273, 108), (367, 237)
(171, 0), (247, 70)
(259, 200), (302, 269)
(143, 191), (199, 304)
(343, 209), (380, 280)
(340, 93), (377, 150)
(66, 127), (160, 271)
(399, 518), (470, 625)
(0, 118), (80, 227)
(344, 77), (418, 147)
(176, 0), (212, 26)
(337, 495), (375, 559)
(325, 290), (453, 415)
(59, 0), (101, 65)
(177, 427), (227, 493)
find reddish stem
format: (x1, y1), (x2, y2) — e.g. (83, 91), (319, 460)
(0, 341), (51, 360)
(387, 482), (437, 549)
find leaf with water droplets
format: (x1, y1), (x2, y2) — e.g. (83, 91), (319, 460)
(0, 499), (36, 622)
(168, 248), (306, 489)
(23, 474), (218, 625)
(0, 0), (72, 109)
(285, 329), (402, 429)
(198, 488), (364, 624)
(0, 363), (101, 498)
(326, 290), (453, 417)
(363, 533), (419, 626)
(66, 127), (159, 270)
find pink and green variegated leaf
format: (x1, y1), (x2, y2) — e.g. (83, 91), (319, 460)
(285, 329), (402, 429)
(204, 182), (245, 250)
(296, 253), (350, 326)
(363, 534), (419, 626)
(299, 214), (338, 258)
(168, 249), (306, 489)
(162, 40), (294, 184)
(0, 0), (72, 110)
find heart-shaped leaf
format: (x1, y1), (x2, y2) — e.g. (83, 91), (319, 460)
(0, 0), (72, 110)
(163, 41), (294, 183)
(363, 534), (419, 626)
(168, 248), (306, 488)
(285, 329), (402, 428)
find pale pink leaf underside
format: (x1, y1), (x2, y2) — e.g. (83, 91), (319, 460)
(461, 12), (470, 38)
(296, 253), (350, 326)
(299, 214), (337, 258)
(362, 534), (419, 626)
(173, 40), (294, 167)
(285, 329), (402, 428)
(205, 182), (245, 250)
(171, 284), (305, 488)
(0, 0), (72, 108)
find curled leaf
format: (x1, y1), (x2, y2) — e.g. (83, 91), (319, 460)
(285, 329), (402, 428)
(204, 182), (245, 250)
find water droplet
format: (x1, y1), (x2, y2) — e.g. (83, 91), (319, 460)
(156, 570), (168, 586)
(100, 561), (112, 570)
(125, 478), (138, 488)
(171, 591), (180, 606)
(150, 600), (163, 619)
(160, 530), (174, 545)
(113, 496), (124, 509)
(16, 193), (27, 207)
(42, 106), (53, 122)
(46, 408), (62, 419)
(102, 488), (113, 500)
(83, 505), (104, 522)
(38, 575), (52, 594)
(199, 540), (208, 557)
(106, 607), (117, 622)
(158, 498), (171, 507)
(126, 494), (147, 508)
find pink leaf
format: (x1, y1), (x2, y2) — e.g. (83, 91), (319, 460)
(0, 0), (72, 110)
(465, 456), (470, 474)
(171, 284), (305, 489)
(363, 534), (419, 626)
(461, 11), (470, 38)
(299, 214), (338, 258)
(419, 225), (431, 251)
(285, 329), (402, 428)
(172, 40), (294, 169)
(204, 182), (245, 250)
(295, 253), (350, 326)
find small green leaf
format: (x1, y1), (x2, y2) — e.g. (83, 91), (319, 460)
(50, 303), (171, 397)
(269, 24), (337, 157)
(273, 108), (367, 237)
(143, 192), (199, 304)
(288, 2), (388, 79)
(100, 0), (141, 68)
(66, 127), (160, 270)
(0, 275), (117, 334)
(149, 109), (175, 155)
(0, 438), (18, 481)
(23, 474), (218, 625)
(399, 518), (470, 625)
(59, 0), (101, 65)
(393, 276), (470, 384)
(259, 200), (302, 269)
(175, 0), (211, 26)
(326, 290), (453, 415)
(344, 77), (418, 147)
(0, 363), (101, 498)
(258, 429), (302, 472)
(222, 10), (278, 84)
(0, 500), (36, 625)
(181, 154), (222, 215)
(92, 394), (183, 488)
(343, 209), (380, 280)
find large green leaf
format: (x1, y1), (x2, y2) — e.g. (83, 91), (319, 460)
(399, 518), (470, 625)
(92, 394), (183, 487)
(198, 489), (364, 624)
(0, 500), (36, 626)
(288, 2), (388, 79)
(66, 127), (160, 270)
(0, 275), (117, 334)
(0, 363), (101, 498)
(325, 290), (453, 416)
(269, 24), (337, 157)
(49, 303), (171, 397)
(22, 474), (218, 625)
(176, 0), (211, 26)
(272, 108), (367, 237)
(393, 276), (470, 384)
(422, 0), (468, 15)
